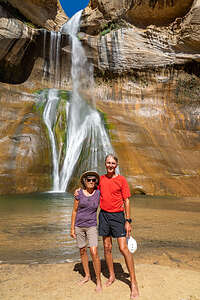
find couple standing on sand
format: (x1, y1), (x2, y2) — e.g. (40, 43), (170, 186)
(70, 154), (139, 299)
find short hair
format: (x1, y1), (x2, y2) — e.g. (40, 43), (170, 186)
(105, 154), (118, 164)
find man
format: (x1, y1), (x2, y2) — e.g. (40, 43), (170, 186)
(98, 154), (139, 299)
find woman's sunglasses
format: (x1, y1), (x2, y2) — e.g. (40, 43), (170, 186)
(86, 178), (96, 182)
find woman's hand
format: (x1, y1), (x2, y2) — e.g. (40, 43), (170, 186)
(70, 229), (76, 239)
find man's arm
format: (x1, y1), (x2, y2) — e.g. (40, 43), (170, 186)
(124, 198), (132, 237)
(74, 188), (81, 198)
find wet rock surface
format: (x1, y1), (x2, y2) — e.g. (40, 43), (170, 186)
(0, 86), (52, 194)
(0, 0), (200, 195)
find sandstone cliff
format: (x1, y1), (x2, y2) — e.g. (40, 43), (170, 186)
(7, 0), (67, 30)
(0, 0), (200, 195)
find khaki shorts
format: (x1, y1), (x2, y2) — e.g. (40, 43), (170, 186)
(75, 226), (98, 248)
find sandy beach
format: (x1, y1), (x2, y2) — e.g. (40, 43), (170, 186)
(1, 253), (200, 300)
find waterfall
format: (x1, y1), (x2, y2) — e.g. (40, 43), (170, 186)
(41, 10), (114, 192)
(42, 30), (61, 85)
(42, 89), (60, 191)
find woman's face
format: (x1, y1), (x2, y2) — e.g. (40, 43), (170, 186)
(105, 156), (117, 174)
(85, 176), (97, 189)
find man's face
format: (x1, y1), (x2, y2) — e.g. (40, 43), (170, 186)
(105, 156), (117, 173)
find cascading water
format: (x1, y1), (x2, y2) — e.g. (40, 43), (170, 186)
(42, 89), (61, 191)
(59, 10), (113, 191)
(41, 10), (114, 192)
(42, 30), (61, 85)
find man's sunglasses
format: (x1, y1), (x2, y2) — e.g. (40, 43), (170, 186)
(86, 178), (96, 182)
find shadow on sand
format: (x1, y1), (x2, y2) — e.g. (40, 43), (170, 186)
(73, 259), (131, 287)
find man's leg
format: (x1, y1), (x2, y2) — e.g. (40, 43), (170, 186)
(103, 236), (115, 286)
(117, 237), (139, 299)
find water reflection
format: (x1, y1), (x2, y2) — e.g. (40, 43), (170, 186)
(0, 193), (199, 265)
(133, 194), (200, 212)
(0, 192), (79, 264)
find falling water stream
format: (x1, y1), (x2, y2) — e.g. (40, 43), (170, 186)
(42, 89), (61, 191)
(41, 10), (113, 192)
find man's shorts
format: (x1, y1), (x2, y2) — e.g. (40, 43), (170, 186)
(98, 210), (126, 238)
(75, 226), (98, 248)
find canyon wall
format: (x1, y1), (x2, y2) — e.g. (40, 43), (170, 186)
(0, 0), (199, 195)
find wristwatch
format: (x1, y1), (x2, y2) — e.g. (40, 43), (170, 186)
(125, 218), (132, 224)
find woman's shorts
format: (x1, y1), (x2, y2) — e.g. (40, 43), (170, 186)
(98, 210), (126, 238)
(75, 226), (98, 248)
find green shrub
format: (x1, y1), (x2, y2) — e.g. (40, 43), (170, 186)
(100, 21), (123, 36)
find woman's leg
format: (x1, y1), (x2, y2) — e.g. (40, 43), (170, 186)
(90, 246), (102, 292)
(79, 246), (90, 284)
(103, 236), (115, 286)
(117, 237), (139, 299)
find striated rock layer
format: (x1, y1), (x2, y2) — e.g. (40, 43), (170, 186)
(0, 0), (200, 195)
(95, 67), (200, 196)
(0, 86), (52, 194)
(7, 0), (67, 30)
(81, 0), (194, 34)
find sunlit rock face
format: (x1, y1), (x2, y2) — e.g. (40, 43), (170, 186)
(0, 86), (52, 194)
(89, 0), (132, 19)
(95, 67), (200, 196)
(125, 0), (194, 27)
(0, 4), (70, 194)
(80, 0), (200, 196)
(0, 0), (200, 195)
(82, 0), (194, 34)
(7, 0), (67, 30)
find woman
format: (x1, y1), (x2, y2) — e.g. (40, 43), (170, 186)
(70, 171), (102, 292)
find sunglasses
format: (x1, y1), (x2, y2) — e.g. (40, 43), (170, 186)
(86, 178), (96, 182)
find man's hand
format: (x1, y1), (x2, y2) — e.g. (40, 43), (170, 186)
(125, 221), (132, 237)
(74, 188), (80, 198)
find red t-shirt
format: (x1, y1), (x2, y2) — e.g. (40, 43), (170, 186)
(99, 174), (131, 212)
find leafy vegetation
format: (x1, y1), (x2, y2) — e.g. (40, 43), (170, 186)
(100, 20), (127, 36)
(33, 89), (71, 167)
(98, 109), (111, 130)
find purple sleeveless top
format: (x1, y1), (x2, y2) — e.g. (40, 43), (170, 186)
(75, 189), (100, 227)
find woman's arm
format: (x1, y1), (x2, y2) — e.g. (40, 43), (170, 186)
(124, 198), (132, 237)
(70, 198), (79, 238)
